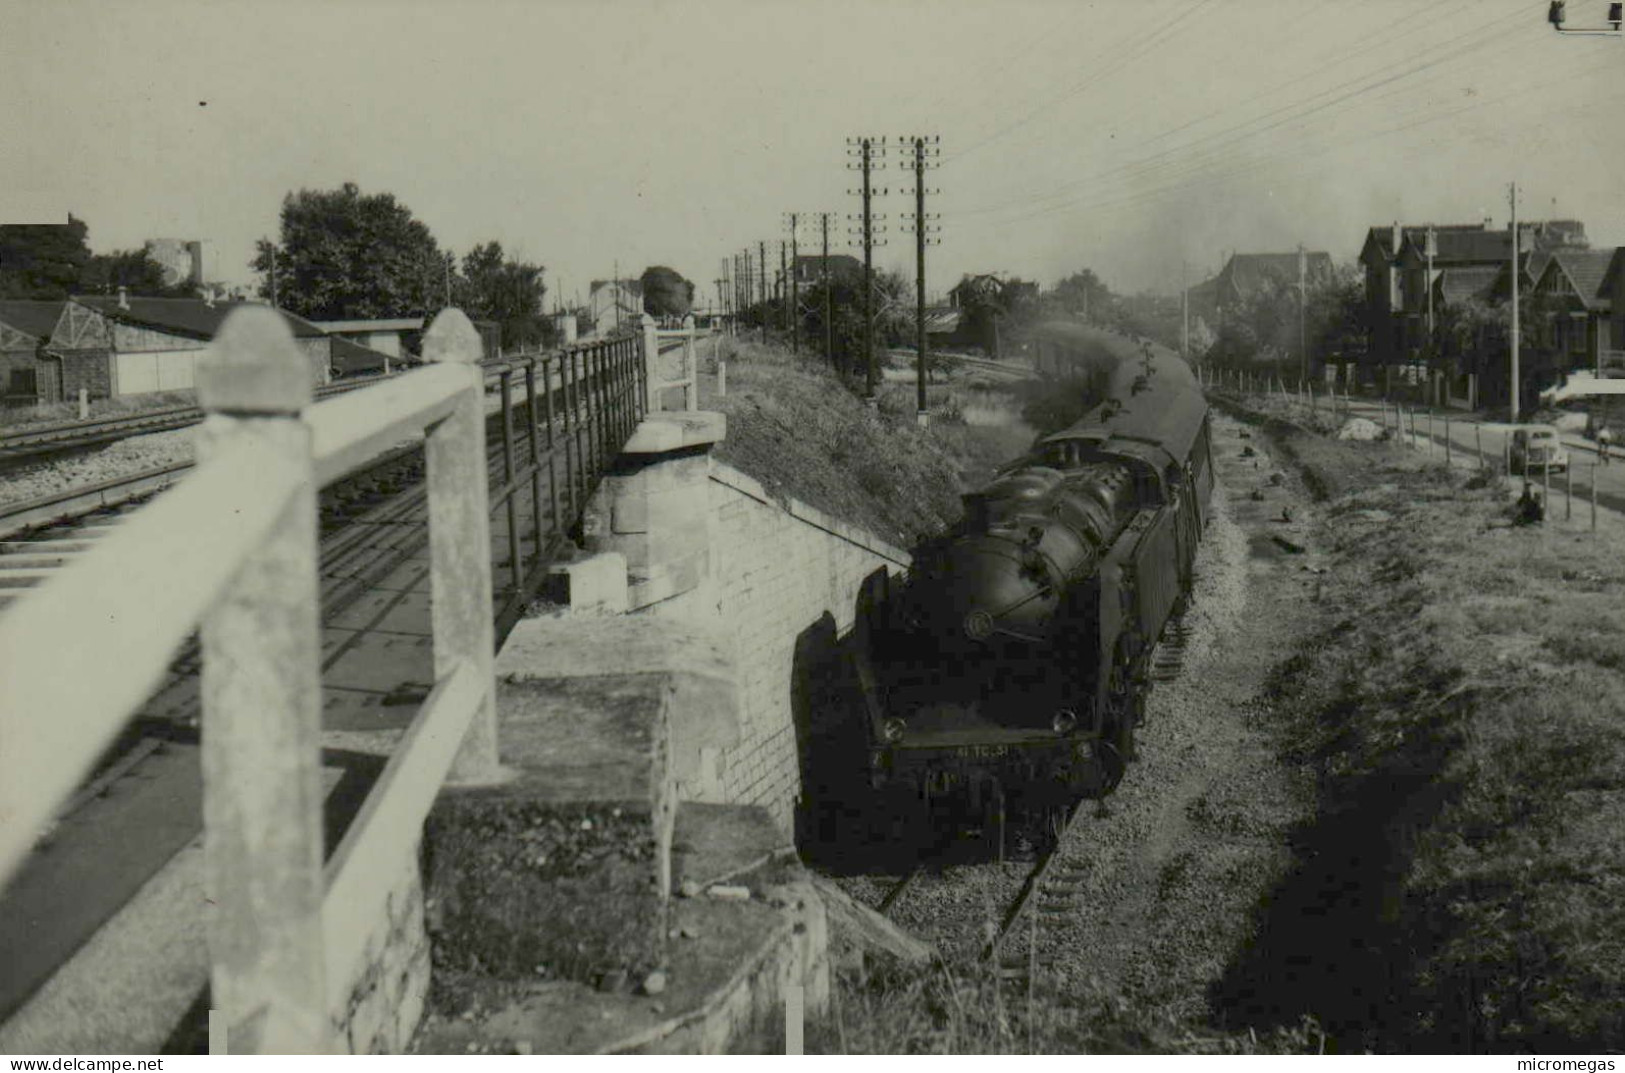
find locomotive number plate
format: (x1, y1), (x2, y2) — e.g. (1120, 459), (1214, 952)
(954, 744), (1011, 759)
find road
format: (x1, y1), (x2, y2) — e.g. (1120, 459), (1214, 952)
(1280, 394), (1625, 523)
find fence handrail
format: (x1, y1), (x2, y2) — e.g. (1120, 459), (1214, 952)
(0, 306), (501, 1053)
(0, 437), (306, 884)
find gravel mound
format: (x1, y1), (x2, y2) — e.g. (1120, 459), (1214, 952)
(1, 429), (196, 509)
(1335, 417), (1382, 441)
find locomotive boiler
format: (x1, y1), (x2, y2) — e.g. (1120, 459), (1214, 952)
(851, 325), (1215, 830)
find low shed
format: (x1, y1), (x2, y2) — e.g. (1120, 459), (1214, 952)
(45, 295), (331, 399)
(0, 301), (65, 405)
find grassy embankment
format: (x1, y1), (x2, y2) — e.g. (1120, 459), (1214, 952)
(1209, 403), (1625, 1053)
(702, 336), (1036, 548)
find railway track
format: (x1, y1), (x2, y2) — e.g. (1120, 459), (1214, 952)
(869, 601), (1198, 991)
(0, 373), (397, 466)
(0, 344), (639, 1020)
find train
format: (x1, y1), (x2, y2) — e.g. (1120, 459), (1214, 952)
(843, 323), (1215, 844)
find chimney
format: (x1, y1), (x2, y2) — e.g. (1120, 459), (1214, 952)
(117, 286), (129, 311)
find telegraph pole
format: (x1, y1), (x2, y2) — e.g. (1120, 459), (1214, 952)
(758, 240), (768, 343)
(1297, 244), (1307, 384)
(1510, 183), (1521, 422)
(268, 243), (279, 309)
(900, 135), (941, 427)
(784, 213), (801, 354)
(847, 136), (888, 400)
(778, 240), (788, 337)
(818, 212), (834, 369)
(1181, 260), (1188, 363)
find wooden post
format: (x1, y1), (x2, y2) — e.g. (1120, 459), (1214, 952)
(422, 309), (501, 783)
(195, 308), (329, 1054)
(718, 360), (727, 397)
(1565, 464), (1572, 521)
(1504, 432), (1512, 477)
(1475, 423), (1483, 466)
(641, 313), (660, 413)
(78, 386), (88, 420)
(1592, 463), (1599, 531)
(1445, 415), (1452, 467)
(1542, 456), (1551, 515)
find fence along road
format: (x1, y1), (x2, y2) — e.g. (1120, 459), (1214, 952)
(0, 307), (681, 1052)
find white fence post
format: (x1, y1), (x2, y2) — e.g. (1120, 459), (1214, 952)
(422, 310), (503, 782)
(682, 314), (698, 411)
(641, 313), (660, 413)
(194, 308), (330, 1054)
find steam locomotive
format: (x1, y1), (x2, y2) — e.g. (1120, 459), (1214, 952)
(850, 324), (1215, 835)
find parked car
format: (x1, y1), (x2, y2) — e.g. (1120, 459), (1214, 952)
(1510, 425), (1569, 474)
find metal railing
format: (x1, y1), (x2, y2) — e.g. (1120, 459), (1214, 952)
(481, 332), (645, 637)
(0, 305), (655, 1052)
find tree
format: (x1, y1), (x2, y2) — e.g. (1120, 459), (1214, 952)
(0, 217), (90, 299)
(1052, 268), (1111, 319)
(457, 240), (548, 350)
(801, 267), (910, 377)
(250, 183), (449, 319)
(640, 266), (695, 318)
(81, 248), (195, 297)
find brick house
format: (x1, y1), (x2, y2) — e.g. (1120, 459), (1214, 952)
(44, 293), (331, 400)
(0, 300), (65, 405)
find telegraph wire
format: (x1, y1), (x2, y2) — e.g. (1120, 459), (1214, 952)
(957, 0), (1528, 222)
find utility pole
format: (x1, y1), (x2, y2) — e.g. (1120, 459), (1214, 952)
(758, 240), (768, 343)
(1181, 260), (1188, 363)
(1297, 244), (1307, 385)
(784, 213), (800, 354)
(268, 243), (279, 309)
(613, 258), (621, 333)
(1425, 225), (1437, 405)
(818, 212), (834, 369)
(778, 240), (788, 337)
(1510, 183), (1521, 423)
(900, 135), (941, 427)
(847, 136), (887, 400)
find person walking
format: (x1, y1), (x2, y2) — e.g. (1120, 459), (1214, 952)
(1599, 425), (1612, 466)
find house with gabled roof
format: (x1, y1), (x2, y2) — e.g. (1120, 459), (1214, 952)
(1360, 219), (1589, 406)
(1212, 251), (1334, 316)
(0, 300), (66, 405)
(44, 291), (332, 400)
(587, 279), (643, 336)
(1530, 248), (1618, 377)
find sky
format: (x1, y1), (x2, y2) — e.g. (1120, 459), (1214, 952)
(3, 0), (1622, 307)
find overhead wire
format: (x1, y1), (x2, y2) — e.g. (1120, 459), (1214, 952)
(973, 45), (1619, 233)
(956, 0), (1482, 217)
(959, 0), (1527, 221)
(961, 6), (1536, 229)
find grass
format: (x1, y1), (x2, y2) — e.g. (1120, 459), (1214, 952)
(1211, 404), (1625, 1052)
(0, 390), (198, 429)
(706, 337), (1036, 548)
(797, 954), (1326, 1055)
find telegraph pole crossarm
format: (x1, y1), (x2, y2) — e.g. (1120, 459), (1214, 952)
(899, 134), (941, 427)
(848, 136), (888, 401)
